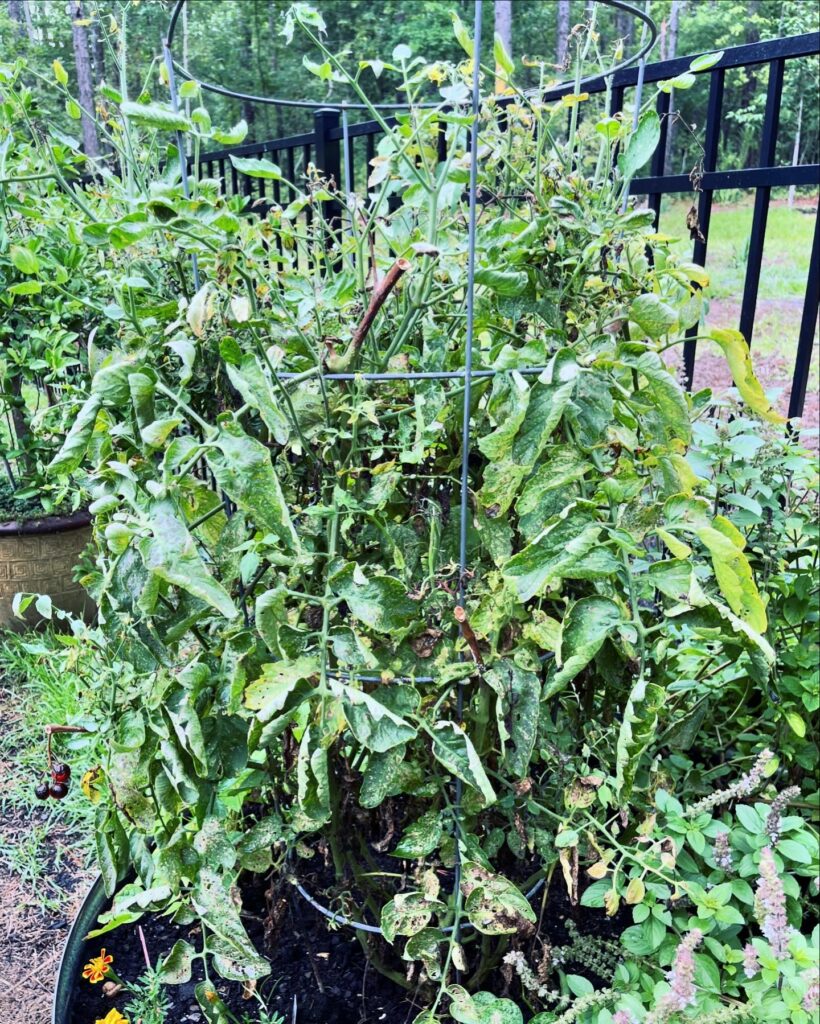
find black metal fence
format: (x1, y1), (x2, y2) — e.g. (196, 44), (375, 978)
(195, 31), (820, 420)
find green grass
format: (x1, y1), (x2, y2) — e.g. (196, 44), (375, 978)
(0, 630), (105, 910)
(661, 193), (818, 359)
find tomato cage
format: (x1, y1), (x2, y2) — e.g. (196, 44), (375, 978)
(157, 0), (819, 946)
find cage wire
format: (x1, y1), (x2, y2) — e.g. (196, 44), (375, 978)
(161, 0), (658, 941)
(165, 0), (657, 110)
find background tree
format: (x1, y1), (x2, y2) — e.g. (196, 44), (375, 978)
(70, 0), (99, 157)
(557, 0), (571, 66)
(0, 0), (815, 178)
(494, 0), (512, 93)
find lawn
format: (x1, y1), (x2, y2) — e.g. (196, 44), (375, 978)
(659, 193), (819, 428)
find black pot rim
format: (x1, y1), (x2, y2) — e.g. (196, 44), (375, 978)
(52, 873), (107, 1024)
(0, 508), (91, 537)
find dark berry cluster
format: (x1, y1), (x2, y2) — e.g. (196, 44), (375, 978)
(35, 761), (71, 801)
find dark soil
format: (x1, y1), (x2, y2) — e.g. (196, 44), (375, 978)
(69, 874), (423, 1024)
(67, 860), (629, 1024)
(0, 477), (75, 524)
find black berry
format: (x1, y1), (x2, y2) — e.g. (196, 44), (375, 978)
(50, 782), (69, 800)
(51, 762), (71, 784)
(35, 782), (50, 800)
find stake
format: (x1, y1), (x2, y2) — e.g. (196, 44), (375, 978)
(327, 257), (411, 371)
(137, 924), (152, 972)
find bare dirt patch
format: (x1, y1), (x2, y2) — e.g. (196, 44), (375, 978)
(0, 693), (93, 1024)
(665, 296), (820, 444)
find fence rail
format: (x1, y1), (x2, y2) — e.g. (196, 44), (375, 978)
(194, 30), (820, 419)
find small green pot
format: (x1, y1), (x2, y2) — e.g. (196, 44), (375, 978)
(52, 874), (107, 1024)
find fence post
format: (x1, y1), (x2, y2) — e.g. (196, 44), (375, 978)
(313, 107), (343, 267)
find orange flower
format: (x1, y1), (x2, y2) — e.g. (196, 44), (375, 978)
(95, 1011), (128, 1024)
(82, 948), (113, 983)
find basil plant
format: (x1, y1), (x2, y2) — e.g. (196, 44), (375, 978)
(34, 7), (786, 1019)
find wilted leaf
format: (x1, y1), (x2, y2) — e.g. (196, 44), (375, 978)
(546, 596), (624, 697)
(615, 674), (666, 800)
(207, 422), (299, 550)
(619, 109), (660, 181)
(429, 722), (495, 806)
(709, 328), (785, 423)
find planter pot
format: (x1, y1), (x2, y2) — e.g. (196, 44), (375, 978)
(53, 875), (107, 1024)
(0, 510), (94, 631)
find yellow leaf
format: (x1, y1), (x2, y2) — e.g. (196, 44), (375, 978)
(668, 453), (701, 496)
(558, 847), (576, 903)
(676, 261), (710, 287)
(604, 887), (620, 916)
(588, 860), (610, 879)
(562, 92), (590, 107)
(657, 528), (692, 559)
(710, 328), (785, 423)
(712, 514), (747, 550)
(52, 59), (68, 86)
(696, 523), (767, 633)
(625, 877), (646, 904)
(81, 766), (104, 803)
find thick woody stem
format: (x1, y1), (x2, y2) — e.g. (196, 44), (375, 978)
(454, 605), (484, 667)
(329, 257), (411, 370)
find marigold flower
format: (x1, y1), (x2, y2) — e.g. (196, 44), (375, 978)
(82, 948), (113, 983)
(95, 1010), (128, 1024)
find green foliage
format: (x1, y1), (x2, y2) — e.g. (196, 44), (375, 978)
(1, 5), (817, 1023)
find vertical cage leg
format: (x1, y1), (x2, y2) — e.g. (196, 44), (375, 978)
(683, 68), (725, 389)
(738, 58), (785, 348)
(787, 210), (819, 420)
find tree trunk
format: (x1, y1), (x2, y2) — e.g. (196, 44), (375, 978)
(788, 96), (803, 207)
(21, 0), (34, 38)
(556, 0), (570, 67)
(663, 1), (684, 174)
(91, 11), (105, 85)
(70, 0), (99, 158)
(7, 0), (26, 37)
(494, 0), (512, 93)
(240, 19), (256, 138)
(615, 6), (634, 46)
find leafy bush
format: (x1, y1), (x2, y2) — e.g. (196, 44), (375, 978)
(3, 6), (818, 1022)
(0, 86), (102, 516)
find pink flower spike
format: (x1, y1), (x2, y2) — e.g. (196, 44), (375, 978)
(755, 846), (793, 959)
(742, 943), (759, 979)
(662, 929), (703, 1014)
